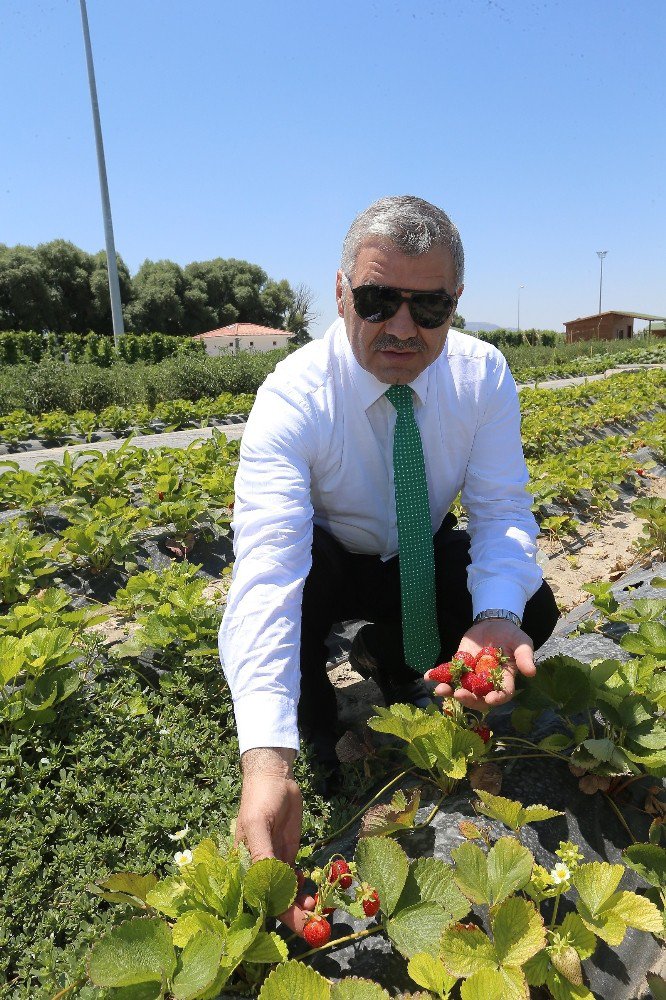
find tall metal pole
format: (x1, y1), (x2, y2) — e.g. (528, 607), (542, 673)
(80, 0), (124, 346)
(596, 250), (607, 315)
(517, 284), (525, 338)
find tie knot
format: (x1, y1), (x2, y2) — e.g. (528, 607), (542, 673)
(385, 384), (413, 412)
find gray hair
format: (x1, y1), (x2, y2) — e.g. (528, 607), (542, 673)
(340, 195), (465, 287)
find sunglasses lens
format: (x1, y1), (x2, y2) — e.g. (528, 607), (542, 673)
(350, 282), (455, 328)
(352, 285), (402, 322)
(409, 293), (454, 329)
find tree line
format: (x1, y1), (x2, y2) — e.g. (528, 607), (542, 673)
(0, 240), (314, 339)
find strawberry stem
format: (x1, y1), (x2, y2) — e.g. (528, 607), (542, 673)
(308, 768), (413, 850)
(296, 922), (383, 960)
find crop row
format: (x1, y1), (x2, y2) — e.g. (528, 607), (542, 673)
(0, 392), (255, 450)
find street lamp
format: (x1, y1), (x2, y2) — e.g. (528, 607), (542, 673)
(596, 251), (607, 316)
(79, 0), (125, 347)
(517, 285), (525, 338)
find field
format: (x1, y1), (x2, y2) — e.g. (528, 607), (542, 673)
(1, 340), (665, 1000)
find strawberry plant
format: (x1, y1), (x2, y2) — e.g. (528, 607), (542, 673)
(632, 497), (666, 560)
(0, 521), (66, 606)
(0, 624), (84, 733)
(0, 464), (66, 524)
(62, 497), (150, 574)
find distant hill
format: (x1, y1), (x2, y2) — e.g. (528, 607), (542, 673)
(465, 322), (513, 333)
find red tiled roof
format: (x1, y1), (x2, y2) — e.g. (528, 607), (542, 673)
(193, 323), (290, 339)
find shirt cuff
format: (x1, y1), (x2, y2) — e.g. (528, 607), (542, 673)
(233, 692), (300, 757)
(471, 580), (528, 622)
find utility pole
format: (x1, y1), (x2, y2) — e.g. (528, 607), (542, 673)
(517, 284), (525, 340)
(80, 0), (124, 347)
(596, 251), (607, 341)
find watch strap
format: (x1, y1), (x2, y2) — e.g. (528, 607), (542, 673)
(473, 608), (522, 628)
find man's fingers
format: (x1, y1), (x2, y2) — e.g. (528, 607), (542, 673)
(238, 815), (275, 863)
(513, 642), (536, 677)
(278, 901), (310, 936)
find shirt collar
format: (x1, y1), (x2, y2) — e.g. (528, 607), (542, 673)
(337, 318), (431, 410)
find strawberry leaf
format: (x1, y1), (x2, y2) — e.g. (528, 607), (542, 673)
(407, 952), (457, 997)
(440, 923), (496, 977)
(171, 929), (225, 1000)
(87, 917), (176, 989)
(475, 791), (562, 831)
(258, 960), (330, 1000)
(492, 896), (546, 967)
(459, 967), (528, 1000)
(355, 836), (409, 917)
(331, 979), (391, 1000)
(243, 858), (297, 917)
(451, 842), (490, 905)
(487, 837), (534, 906)
(623, 843), (666, 888)
(572, 862), (624, 915)
(387, 902), (454, 959)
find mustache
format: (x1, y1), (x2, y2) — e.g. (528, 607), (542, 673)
(373, 334), (426, 353)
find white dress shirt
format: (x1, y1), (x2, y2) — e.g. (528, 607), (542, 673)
(218, 318), (542, 755)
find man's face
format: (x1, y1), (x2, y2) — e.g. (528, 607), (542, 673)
(336, 239), (463, 384)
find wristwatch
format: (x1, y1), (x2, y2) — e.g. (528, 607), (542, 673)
(473, 609), (522, 628)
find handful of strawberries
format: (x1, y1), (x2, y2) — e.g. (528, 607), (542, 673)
(301, 856), (381, 948)
(428, 646), (507, 698)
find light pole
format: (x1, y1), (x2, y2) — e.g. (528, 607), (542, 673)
(596, 251), (607, 315)
(517, 284), (525, 339)
(79, 0), (124, 347)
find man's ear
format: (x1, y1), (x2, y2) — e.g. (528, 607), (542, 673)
(335, 270), (345, 318)
(456, 283), (464, 300)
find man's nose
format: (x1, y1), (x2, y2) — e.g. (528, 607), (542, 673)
(385, 301), (417, 338)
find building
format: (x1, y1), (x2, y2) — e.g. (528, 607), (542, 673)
(564, 311), (666, 342)
(192, 323), (293, 355)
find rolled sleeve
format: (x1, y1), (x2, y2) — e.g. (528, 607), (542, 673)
(461, 355), (542, 619)
(218, 384), (317, 754)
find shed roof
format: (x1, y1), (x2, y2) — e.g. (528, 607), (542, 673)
(564, 311), (666, 325)
(192, 323), (291, 339)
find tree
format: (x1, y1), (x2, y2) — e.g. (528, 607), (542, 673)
(285, 283), (317, 345)
(453, 312), (466, 329)
(0, 244), (52, 331)
(124, 260), (188, 334)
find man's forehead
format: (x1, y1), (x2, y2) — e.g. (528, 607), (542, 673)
(351, 239), (456, 285)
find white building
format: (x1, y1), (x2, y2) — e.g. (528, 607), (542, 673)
(192, 323), (293, 355)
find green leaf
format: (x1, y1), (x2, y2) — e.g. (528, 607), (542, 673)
(545, 969), (595, 1000)
(172, 910), (227, 949)
(492, 896), (546, 967)
(399, 857), (470, 921)
(459, 967), (528, 1000)
(360, 787), (422, 838)
(538, 734), (572, 752)
(440, 923), (496, 977)
(243, 930), (289, 964)
(606, 890), (663, 933)
(331, 979), (391, 1000)
(623, 843), (666, 888)
(451, 842), (489, 905)
(407, 952), (457, 997)
(572, 862), (624, 915)
(107, 985), (164, 1000)
(523, 949), (550, 986)
(355, 836), (409, 916)
(646, 974), (666, 1000)
(487, 837), (534, 906)
(258, 960), (330, 1000)
(387, 901), (453, 959)
(146, 876), (191, 919)
(557, 913), (597, 959)
(475, 791), (562, 831)
(171, 930), (225, 1000)
(100, 873), (159, 903)
(243, 858), (296, 917)
(87, 917), (176, 989)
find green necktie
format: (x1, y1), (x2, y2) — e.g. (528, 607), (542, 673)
(385, 384), (440, 674)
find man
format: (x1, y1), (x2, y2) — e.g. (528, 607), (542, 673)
(219, 195), (558, 933)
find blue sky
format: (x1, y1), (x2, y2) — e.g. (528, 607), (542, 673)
(1, 0), (664, 336)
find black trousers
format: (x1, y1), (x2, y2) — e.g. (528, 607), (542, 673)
(298, 515), (560, 731)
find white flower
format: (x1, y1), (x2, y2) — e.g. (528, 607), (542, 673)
(174, 849), (193, 867)
(168, 824), (190, 841)
(550, 862), (571, 884)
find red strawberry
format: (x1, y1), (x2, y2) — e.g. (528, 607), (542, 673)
(429, 662), (455, 685)
(454, 650), (476, 670)
(329, 859), (352, 890)
(314, 891), (335, 916)
(303, 914), (331, 948)
(473, 724), (492, 743)
(361, 888), (380, 917)
(461, 666), (504, 698)
(474, 646), (506, 673)
(636, 469), (645, 476)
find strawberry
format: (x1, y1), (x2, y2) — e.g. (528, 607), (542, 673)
(314, 891), (335, 916)
(461, 666), (504, 698)
(454, 650), (476, 670)
(636, 469), (645, 476)
(303, 914), (331, 948)
(361, 888), (380, 917)
(329, 859), (352, 890)
(429, 662), (455, 685)
(473, 724), (492, 743)
(474, 646), (506, 673)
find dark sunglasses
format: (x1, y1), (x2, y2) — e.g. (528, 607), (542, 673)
(345, 275), (457, 329)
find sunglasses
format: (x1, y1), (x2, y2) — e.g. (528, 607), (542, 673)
(345, 275), (457, 329)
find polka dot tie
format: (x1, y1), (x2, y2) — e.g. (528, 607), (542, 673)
(385, 385), (440, 674)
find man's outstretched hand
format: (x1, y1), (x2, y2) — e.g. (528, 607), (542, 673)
(234, 747), (313, 935)
(425, 619), (536, 713)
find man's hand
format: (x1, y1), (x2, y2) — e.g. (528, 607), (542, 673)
(235, 747), (312, 935)
(425, 619), (535, 713)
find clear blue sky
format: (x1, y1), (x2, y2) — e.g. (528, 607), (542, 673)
(1, 0), (664, 336)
